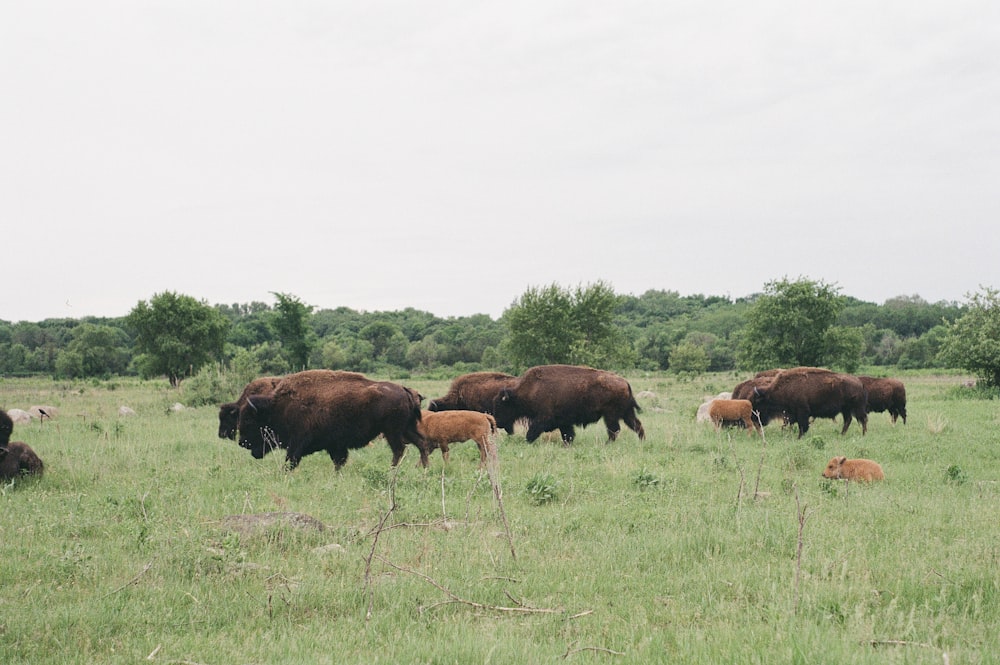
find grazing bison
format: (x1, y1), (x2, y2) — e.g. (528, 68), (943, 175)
(858, 376), (907, 424)
(236, 369), (429, 470)
(822, 456), (884, 482)
(748, 367), (867, 438)
(428, 372), (518, 433)
(492, 364), (645, 444)
(708, 399), (761, 435)
(0, 409), (44, 480)
(419, 410), (498, 468)
(218, 376), (284, 440)
(732, 375), (785, 426)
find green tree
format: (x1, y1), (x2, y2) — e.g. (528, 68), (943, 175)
(668, 341), (710, 376)
(939, 287), (1000, 386)
(738, 277), (862, 371)
(503, 281), (634, 369)
(270, 292), (315, 370)
(62, 322), (131, 377)
(126, 291), (230, 387)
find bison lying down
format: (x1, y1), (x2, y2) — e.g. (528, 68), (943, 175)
(236, 370), (429, 470)
(822, 456), (884, 482)
(0, 409), (44, 480)
(419, 409), (497, 468)
(708, 399), (761, 435)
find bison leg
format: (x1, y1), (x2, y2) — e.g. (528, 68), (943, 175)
(559, 426), (576, 444)
(794, 412), (810, 438)
(324, 447), (348, 470)
(285, 452), (302, 471)
(624, 413), (645, 439)
(840, 410), (853, 435)
(524, 421), (547, 443)
(440, 442), (451, 463)
(603, 416), (621, 442)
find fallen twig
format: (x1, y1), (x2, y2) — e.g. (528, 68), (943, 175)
(376, 555), (565, 615)
(101, 561), (153, 598)
(563, 642), (625, 658)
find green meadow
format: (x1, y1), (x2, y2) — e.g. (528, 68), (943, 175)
(2, 372), (999, 664)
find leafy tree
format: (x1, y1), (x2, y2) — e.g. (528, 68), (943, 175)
(503, 281), (634, 369)
(61, 322), (131, 377)
(738, 277), (862, 371)
(126, 291), (230, 387)
(270, 292), (316, 370)
(939, 287), (1000, 386)
(668, 341), (710, 376)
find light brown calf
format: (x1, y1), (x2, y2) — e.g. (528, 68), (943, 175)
(708, 399), (761, 435)
(822, 456), (884, 482)
(418, 410), (498, 468)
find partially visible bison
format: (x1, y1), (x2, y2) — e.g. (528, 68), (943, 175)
(236, 370), (429, 470)
(0, 409), (44, 480)
(492, 364), (645, 444)
(732, 375), (784, 426)
(419, 410), (497, 468)
(428, 372), (518, 433)
(748, 367), (868, 438)
(218, 376), (284, 440)
(708, 399), (761, 435)
(822, 456), (884, 482)
(858, 376), (907, 424)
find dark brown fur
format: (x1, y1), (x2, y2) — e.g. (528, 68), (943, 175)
(748, 367), (868, 438)
(492, 364), (645, 444)
(858, 376), (907, 424)
(218, 376), (283, 439)
(428, 372), (518, 432)
(731, 375), (783, 425)
(0, 409), (43, 480)
(236, 369), (428, 470)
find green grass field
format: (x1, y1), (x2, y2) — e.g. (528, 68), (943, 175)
(2, 372), (999, 664)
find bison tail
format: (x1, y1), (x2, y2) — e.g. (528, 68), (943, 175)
(485, 414), (497, 433)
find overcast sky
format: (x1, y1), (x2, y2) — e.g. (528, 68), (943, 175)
(3, 1), (998, 323)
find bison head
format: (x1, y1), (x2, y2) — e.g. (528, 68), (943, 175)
(217, 402), (240, 440)
(0, 410), (12, 446)
(237, 395), (283, 459)
(491, 388), (520, 433)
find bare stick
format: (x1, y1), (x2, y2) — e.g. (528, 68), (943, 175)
(377, 556), (564, 615)
(563, 642), (626, 658)
(793, 485), (810, 614)
(101, 561), (153, 599)
(363, 464), (400, 621)
(484, 434), (516, 561)
(752, 410), (768, 499)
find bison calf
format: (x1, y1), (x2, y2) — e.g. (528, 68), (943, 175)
(419, 410), (497, 468)
(822, 456), (884, 482)
(708, 399), (761, 435)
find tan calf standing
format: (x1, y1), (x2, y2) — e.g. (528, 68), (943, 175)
(419, 410), (498, 468)
(708, 399), (762, 436)
(822, 456), (884, 482)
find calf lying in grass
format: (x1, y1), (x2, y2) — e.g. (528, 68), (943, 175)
(822, 456), (884, 482)
(419, 410), (497, 468)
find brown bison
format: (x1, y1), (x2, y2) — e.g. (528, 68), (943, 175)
(858, 376), (907, 424)
(419, 409), (497, 467)
(748, 367), (868, 438)
(822, 456), (884, 482)
(218, 376), (283, 440)
(427, 372), (518, 433)
(708, 399), (761, 435)
(236, 370), (429, 470)
(0, 409), (44, 480)
(492, 364), (645, 444)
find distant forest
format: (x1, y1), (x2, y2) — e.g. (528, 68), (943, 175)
(0, 288), (963, 381)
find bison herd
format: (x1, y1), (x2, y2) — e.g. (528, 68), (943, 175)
(0, 364), (903, 488)
(216, 364), (646, 471)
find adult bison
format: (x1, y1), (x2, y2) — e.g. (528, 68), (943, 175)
(858, 376), (907, 424)
(492, 364), (645, 444)
(748, 366), (868, 438)
(732, 375), (784, 425)
(236, 370), (429, 470)
(218, 376), (283, 440)
(427, 372), (518, 433)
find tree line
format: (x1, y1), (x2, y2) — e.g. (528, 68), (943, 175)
(2, 278), (988, 391)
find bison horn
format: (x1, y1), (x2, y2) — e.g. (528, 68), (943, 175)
(245, 397), (258, 413)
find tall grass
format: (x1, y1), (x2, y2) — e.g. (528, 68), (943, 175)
(2, 372), (999, 663)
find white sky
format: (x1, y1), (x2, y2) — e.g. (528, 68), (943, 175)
(3, 1), (998, 323)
